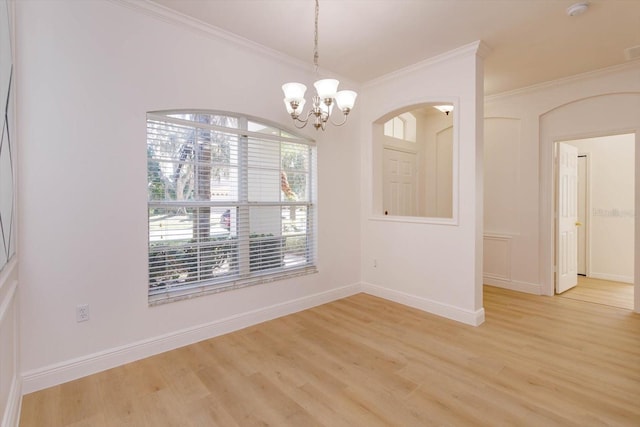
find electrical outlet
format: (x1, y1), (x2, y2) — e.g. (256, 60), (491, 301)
(76, 304), (89, 322)
(373, 259), (377, 268)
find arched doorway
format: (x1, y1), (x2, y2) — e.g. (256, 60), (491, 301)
(539, 93), (640, 311)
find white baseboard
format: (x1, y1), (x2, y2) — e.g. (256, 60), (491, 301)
(22, 280), (493, 393)
(587, 272), (634, 284)
(361, 282), (485, 326)
(22, 283), (361, 394)
(1, 376), (22, 427)
(484, 276), (543, 295)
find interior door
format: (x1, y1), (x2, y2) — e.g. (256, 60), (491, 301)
(556, 142), (579, 293)
(383, 148), (417, 216)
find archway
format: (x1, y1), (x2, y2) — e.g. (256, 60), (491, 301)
(539, 93), (640, 311)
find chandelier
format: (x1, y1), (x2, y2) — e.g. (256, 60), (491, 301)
(282, 0), (357, 131)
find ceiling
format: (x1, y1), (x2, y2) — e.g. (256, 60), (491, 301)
(150, 0), (640, 95)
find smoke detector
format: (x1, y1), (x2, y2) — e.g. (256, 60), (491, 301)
(567, 2), (589, 17)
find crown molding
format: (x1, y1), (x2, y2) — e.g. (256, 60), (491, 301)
(108, 0), (361, 87)
(363, 40), (490, 89)
(486, 59), (640, 102)
(476, 40), (492, 59)
(109, 0), (314, 74)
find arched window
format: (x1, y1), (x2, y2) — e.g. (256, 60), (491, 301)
(384, 116), (405, 140)
(383, 112), (416, 142)
(147, 111), (316, 304)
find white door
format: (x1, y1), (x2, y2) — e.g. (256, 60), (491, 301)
(556, 143), (579, 293)
(383, 148), (417, 216)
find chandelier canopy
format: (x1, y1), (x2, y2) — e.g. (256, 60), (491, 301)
(282, 0), (357, 131)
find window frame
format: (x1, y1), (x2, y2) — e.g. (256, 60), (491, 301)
(147, 110), (317, 305)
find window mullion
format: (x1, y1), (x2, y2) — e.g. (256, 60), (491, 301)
(237, 117), (250, 277)
(192, 126), (202, 283)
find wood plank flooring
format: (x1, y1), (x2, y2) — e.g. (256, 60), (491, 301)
(559, 276), (634, 310)
(20, 286), (640, 426)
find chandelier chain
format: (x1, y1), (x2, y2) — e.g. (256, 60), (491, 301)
(313, 0), (319, 73)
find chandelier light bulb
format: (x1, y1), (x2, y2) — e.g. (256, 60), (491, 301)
(335, 90), (357, 112)
(284, 97), (305, 115)
(313, 78), (339, 100)
(282, 82), (307, 102)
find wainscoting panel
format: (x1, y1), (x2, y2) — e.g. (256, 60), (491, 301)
(483, 234), (543, 294)
(483, 234), (512, 281)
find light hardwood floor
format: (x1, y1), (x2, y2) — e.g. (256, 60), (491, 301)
(559, 276), (634, 310)
(20, 286), (640, 426)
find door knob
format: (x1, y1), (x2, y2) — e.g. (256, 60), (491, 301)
(575, 221), (582, 227)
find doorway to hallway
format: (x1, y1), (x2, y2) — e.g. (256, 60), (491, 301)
(555, 133), (635, 308)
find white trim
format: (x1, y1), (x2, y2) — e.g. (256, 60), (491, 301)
(109, 0), (357, 87)
(149, 267), (319, 305)
(587, 273), (634, 284)
(483, 277), (543, 295)
(1, 376), (21, 427)
(111, 0), (309, 73)
(0, 274), (19, 427)
(368, 215), (458, 226)
(370, 97), (461, 225)
(361, 282), (485, 326)
(21, 282), (361, 394)
(364, 40), (490, 88)
(486, 60), (640, 102)
(0, 279), (16, 325)
(0, 258), (17, 294)
(382, 144), (418, 155)
(21, 281), (493, 393)
(483, 233), (512, 281)
(577, 153), (590, 277)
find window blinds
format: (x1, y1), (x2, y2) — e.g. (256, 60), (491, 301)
(147, 112), (316, 304)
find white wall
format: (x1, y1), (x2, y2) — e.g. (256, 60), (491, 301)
(16, 0), (362, 392)
(361, 42), (488, 325)
(484, 63), (640, 312)
(567, 134), (635, 283)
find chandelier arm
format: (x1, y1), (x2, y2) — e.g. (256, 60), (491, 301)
(291, 108), (317, 128)
(327, 111), (350, 127)
(293, 119), (309, 129)
(312, 117), (325, 131)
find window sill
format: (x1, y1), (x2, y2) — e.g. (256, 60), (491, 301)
(148, 265), (318, 306)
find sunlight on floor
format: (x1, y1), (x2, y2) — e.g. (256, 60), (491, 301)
(558, 276), (634, 310)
